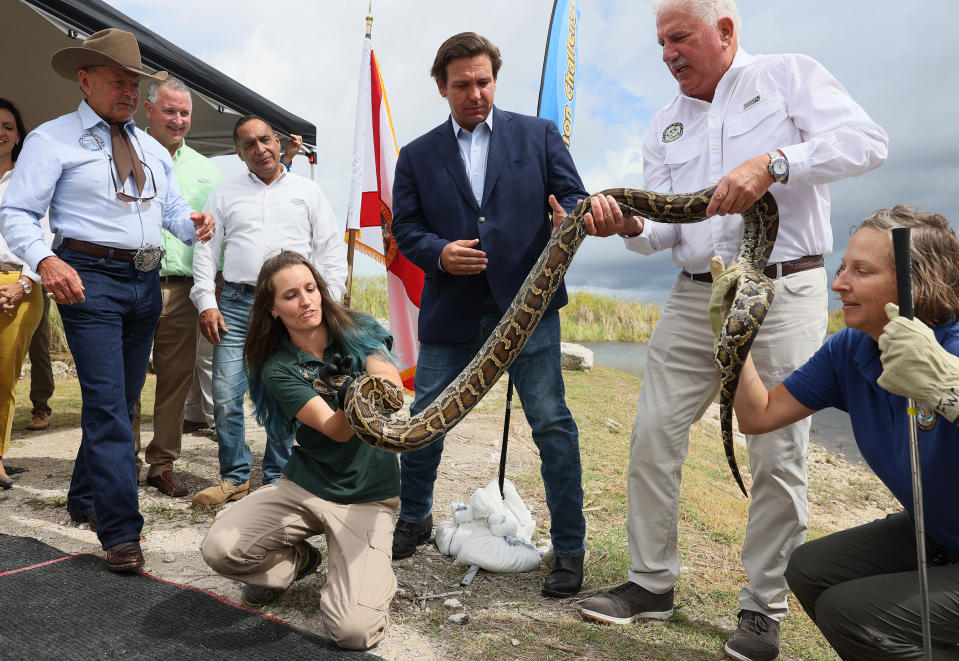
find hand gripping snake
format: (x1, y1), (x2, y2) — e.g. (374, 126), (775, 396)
(333, 187), (778, 497)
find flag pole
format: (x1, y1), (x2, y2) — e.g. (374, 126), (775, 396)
(344, 3), (374, 308)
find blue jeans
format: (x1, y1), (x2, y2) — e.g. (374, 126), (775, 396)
(400, 299), (586, 556)
(213, 283), (291, 484)
(57, 248), (160, 550)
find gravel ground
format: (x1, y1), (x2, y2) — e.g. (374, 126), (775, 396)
(0, 377), (897, 659)
(0, 380), (552, 660)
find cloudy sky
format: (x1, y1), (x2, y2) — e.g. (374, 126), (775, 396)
(105, 0), (959, 308)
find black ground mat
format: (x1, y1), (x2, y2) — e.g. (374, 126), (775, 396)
(0, 534), (384, 660)
(0, 533), (68, 572)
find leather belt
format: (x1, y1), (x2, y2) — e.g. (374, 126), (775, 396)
(683, 255), (824, 283)
(159, 275), (192, 284)
(62, 238), (138, 263)
(224, 281), (256, 295)
(0, 261), (22, 272)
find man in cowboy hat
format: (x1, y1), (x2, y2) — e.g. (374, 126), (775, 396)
(0, 28), (216, 572)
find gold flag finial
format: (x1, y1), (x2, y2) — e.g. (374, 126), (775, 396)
(365, 1), (373, 38)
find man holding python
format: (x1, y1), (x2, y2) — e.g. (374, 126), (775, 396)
(567, 1), (888, 659)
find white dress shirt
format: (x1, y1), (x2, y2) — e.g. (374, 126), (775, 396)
(0, 169), (52, 282)
(629, 49), (889, 274)
(191, 169), (347, 312)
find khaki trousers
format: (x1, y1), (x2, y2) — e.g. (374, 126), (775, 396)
(183, 333), (214, 426)
(627, 269), (827, 620)
(134, 279), (199, 477)
(0, 272), (43, 455)
(201, 477), (398, 650)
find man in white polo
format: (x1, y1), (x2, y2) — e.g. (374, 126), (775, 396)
(572, 1), (888, 659)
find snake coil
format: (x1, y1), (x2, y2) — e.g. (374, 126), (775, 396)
(334, 187), (778, 497)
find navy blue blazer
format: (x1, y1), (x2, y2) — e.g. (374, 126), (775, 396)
(392, 107), (588, 344)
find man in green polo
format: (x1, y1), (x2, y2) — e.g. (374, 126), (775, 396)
(134, 76), (222, 497)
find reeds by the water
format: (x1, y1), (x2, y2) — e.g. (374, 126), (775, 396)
(344, 276), (662, 343)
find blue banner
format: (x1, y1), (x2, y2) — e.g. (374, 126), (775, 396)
(537, 0), (580, 149)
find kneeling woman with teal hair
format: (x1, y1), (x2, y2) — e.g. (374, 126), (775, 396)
(201, 250), (402, 651)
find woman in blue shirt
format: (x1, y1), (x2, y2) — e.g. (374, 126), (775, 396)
(729, 206), (959, 659)
(200, 250), (402, 651)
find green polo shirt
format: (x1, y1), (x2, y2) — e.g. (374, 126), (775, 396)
(264, 338), (400, 505)
(151, 137), (222, 276)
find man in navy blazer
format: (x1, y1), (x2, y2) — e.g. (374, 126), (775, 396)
(391, 32), (589, 598)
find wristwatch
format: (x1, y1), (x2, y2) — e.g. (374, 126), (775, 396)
(767, 151), (788, 183)
(16, 277), (32, 295)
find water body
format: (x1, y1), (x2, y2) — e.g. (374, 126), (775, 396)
(580, 341), (864, 464)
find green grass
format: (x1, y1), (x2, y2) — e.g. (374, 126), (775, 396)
(561, 291), (661, 342)
(13, 374), (156, 431)
(827, 308), (846, 335)
(346, 274), (390, 319)
(46, 303), (70, 354)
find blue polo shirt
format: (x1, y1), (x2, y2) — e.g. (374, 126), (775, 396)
(784, 323), (959, 549)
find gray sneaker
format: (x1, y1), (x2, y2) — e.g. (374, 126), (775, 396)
(579, 581), (674, 624)
(724, 610), (780, 661)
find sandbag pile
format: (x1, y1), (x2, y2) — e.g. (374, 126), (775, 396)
(434, 478), (542, 573)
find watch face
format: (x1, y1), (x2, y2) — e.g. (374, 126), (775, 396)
(771, 158), (788, 177)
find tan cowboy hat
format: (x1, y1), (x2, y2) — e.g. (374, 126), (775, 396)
(51, 28), (168, 81)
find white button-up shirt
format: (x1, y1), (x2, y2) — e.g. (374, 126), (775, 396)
(629, 49), (889, 274)
(452, 114), (493, 206)
(0, 169), (52, 282)
(191, 169), (348, 312)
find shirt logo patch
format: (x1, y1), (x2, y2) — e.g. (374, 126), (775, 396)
(743, 95), (760, 110)
(662, 122), (683, 143)
(291, 198), (307, 207)
(78, 133), (105, 151)
(299, 361), (322, 379)
(917, 403), (938, 432)
(198, 177), (211, 184)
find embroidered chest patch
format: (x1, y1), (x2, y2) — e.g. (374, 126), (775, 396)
(662, 122), (683, 143)
(299, 361), (322, 380)
(78, 133), (105, 151)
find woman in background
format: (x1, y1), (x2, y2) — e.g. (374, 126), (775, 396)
(0, 98), (44, 489)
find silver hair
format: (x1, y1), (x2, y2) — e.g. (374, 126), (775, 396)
(145, 75), (192, 106)
(652, 0), (742, 40)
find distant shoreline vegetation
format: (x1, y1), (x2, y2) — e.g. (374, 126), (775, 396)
(345, 275), (846, 343)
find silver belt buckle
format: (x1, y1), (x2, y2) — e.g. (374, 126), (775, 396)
(133, 245), (165, 272)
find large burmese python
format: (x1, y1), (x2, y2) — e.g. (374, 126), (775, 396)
(335, 187), (778, 497)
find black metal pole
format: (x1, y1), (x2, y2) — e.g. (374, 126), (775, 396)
(498, 377), (514, 498)
(892, 226), (932, 661)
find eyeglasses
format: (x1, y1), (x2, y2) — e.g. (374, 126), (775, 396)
(106, 152), (157, 202)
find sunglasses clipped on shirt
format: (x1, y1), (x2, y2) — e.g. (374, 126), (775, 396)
(106, 152), (158, 202)
(103, 129), (157, 202)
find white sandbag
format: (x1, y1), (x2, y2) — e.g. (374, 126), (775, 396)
(435, 478), (541, 573)
(454, 529), (542, 573)
(435, 518), (486, 557)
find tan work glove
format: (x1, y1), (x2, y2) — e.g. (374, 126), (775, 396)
(877, 302), (959, 424)
(708, 255), (741, 352)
